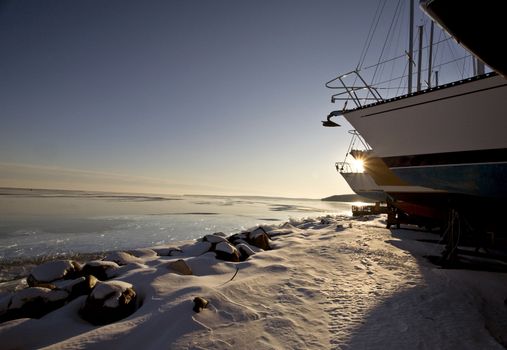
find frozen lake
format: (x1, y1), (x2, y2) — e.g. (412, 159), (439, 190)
(0, 188), (354, 261)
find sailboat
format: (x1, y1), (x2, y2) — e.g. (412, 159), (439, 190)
(336, 130), (444, 202)
(326, 0), (507, 229)
(337, 130), (448, 225)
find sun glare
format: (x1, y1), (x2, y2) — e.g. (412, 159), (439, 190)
(351, 158), (365, 173)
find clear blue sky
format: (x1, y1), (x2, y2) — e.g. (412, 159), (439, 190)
(0, 0), (442, 198)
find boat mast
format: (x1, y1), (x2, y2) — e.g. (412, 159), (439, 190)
(408, 0), (414, 94)
(417, 25), (423, 92)
(427, 21), (434, 88)
(477, 58), (485, 75)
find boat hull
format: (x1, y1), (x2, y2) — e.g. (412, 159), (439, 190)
(341, 74), (507, 198)
(339, 172), (387, 202)
(339, 171), (448, 220)
(388, 160), (507, 199)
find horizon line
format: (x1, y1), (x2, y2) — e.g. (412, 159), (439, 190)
(0, 185), (338, 201)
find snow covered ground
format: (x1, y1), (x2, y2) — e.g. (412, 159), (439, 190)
(1, 215), (507, 349)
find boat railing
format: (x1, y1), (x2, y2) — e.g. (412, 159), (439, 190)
(325, 70), (384, 109)
(335, 162), (354, 174)
(336, 130), (371, 174)
(347, 130), (371, 152)
(325, 35), (479, 113)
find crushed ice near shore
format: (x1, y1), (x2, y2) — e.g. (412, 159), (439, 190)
(1, 214), (507, 349)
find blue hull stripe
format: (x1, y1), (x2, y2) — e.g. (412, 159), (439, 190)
(392, 163), (507, 198)
(383, 148), (507, 168)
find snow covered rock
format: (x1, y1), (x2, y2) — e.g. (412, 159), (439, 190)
(214, 242), (240, 262)
(320, 217), (334, 225)
(247, 227), (271, 250)
(80, 280), (138, 325)
(180, 241), (212, 256)
(228, 228), (270, 250)
(203, 234), (228, 244)
(126, 248), (157, 258)
(27, 260), (82, 287)
(236, 243), (257, 260)
(153, 247), (183, 256)
(81, 260), (120, 281)
(113, 262), (147, 278)
(168, 259), (193, 275)
(103, 251), (143, 266)
(1, 287), (68, 322)
(227, 232), (248, 245)
(192, 297), (209, 313)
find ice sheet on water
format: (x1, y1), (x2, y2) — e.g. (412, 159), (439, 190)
(0, 189), (352, 262)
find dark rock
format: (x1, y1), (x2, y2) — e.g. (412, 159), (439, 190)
(0, 293), (12, 321)
(55, 275), (99, 299)
(80, 280), (138, 325)
(203, 234), (228, 244)
(71, 275), (99, 298)
(1, 287), (69, 322)
(214, 242), (240, 262)
(193, 297), (209, 313)
(236, 243), (256, 261)
(227, 232), (248, 245)
(167, 248), (183, 256)
(335, 224), (346, 231)
(247, 227), (271, 250)
(168, 259), (193, 275)
(320, 218), (333, 225)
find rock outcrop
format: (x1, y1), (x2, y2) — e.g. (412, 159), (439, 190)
(168, 259), (193, 275)
(0, 287), (68, 322)
(27, 260), (82, 287)
(80, 280), (138, 325)
(81, 260), (120, 281)
(214, 242), (240, 262)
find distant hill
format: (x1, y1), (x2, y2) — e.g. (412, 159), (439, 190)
(321, 194), (374, 202)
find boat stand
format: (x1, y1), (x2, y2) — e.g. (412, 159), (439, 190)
(441, 209), (461, 263)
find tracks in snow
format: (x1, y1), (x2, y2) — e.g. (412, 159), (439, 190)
(307, 226), (423, 349)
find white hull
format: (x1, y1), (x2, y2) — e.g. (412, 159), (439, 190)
(342, 74), (507, 158)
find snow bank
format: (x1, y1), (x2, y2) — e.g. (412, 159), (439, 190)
(1, 215), (507, 349)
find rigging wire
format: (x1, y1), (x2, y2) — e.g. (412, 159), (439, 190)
(460, 53), (467, 79)
(352, 0), (387, 103)
(386, 0), (406, 98)
(432, 30), (444, 69)
(360, 38), (452, 71)
(444, 32), (464, 77)
(394, 60), (409, 97)
(370, 0), (403, 87)
(374, 0), (403, 88)
(329, 0), (481, 108)
(357, 0), (387, 71)
(369, 54), (472, 88)
(431, 29), (444, 83)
